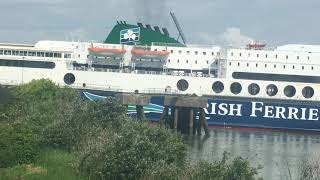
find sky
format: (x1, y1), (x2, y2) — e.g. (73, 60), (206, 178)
(0, 0), (319, 47)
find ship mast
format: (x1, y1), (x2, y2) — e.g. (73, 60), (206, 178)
(170, 12), (187, 45)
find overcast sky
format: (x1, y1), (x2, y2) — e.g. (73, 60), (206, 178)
(0, 0), (319, 46)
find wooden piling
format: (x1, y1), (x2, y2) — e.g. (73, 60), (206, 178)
(200, 109), (210, 135)
(136, 105), (145, 120)
(189, 108), (194, 135)
(174, 107), (178, 130)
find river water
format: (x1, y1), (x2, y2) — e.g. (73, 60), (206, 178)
(186, 129), (320, 180)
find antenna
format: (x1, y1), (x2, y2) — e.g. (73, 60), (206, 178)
(170, 12), (187, 45)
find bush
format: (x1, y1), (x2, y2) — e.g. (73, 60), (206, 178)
(77, 120), (187, 180)
(142, 152), (261, 180)
(0, 123), (40, 168)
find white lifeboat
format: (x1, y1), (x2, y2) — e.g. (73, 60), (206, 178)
(88, 47), (126, 57)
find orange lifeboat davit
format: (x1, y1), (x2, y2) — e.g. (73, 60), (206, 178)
(88, 47), (126, 57)
(131, 49), (170, 59)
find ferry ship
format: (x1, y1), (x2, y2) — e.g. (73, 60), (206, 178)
(1, 19), (320, 133)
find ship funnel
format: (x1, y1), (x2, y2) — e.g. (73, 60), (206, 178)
(162, 28), (170, 36)
(137, 22), (144, 28)
(154, 26), (161, 33)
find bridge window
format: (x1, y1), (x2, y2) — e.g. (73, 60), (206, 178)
(212, 81), (224, 93)
(284, 85), (296, 97)
(248, 83), (260, 95)
(203, 52), (206, 55)
(195, 51), (198, 55)
(64, 54), (71, 58)
(12, 51), (19, 56)
(170, 50), (173, 53)
(302, 86), (314, 98)
(0, 50), (3, 55)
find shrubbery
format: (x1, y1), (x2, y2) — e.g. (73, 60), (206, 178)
(77, 120), (187, 180)
(0, 79), (261, 180)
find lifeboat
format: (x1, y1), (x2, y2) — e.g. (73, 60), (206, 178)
(88, 47), (126, 57)
(246, 42), (266, 50)
(131, 49), (170, 59)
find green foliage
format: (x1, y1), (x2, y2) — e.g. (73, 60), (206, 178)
(0, 123), (40, 168)
(142, 152), (261, 180)
(77, 120), (187, 180)
(0, 149), (85, 180)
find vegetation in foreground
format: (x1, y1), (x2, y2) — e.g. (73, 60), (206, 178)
(0, 80), (262, 180)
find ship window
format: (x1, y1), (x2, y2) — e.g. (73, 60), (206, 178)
(286, 55), (288, 59)
(238, 62), (240, 66)
(177, 79), (189, 91)
(203, 52), (206, 55)
(266, 84), (278, 96)
(302, 66), (304, 70)
(256, 63), (258, 67)
(177, 59), (180, 63)
(170, 50), (173, 53)
(283, 65), (286, 69)
(265, 54), (268, 58)
(45, 52), (50, 57)
(187, 51), (190, 54)
(297, 56), (299, 60)
(179, 50), (182, 54)
(284, 85), (296, 97)
(207, 60), (209, 64)
(308, 56), (310, 60)
(248, 83), (260, 95)
(186, 60), (188, 63)
(257, 54), (259, 58)
(64, 73), (76, 85)
(168, 59), (170, 63)
(302, 86), (314, 98)
(231, 52), (234, 56)
(293, 65), (295, 69)
(247, 63), (249, 67)
(239, 53), (242, 57)
(195, 60), (198, 64)
(265, 64), (267, 68)
(248, 53), (251, 57)
(0, 59), (55, 69)
(54, 53), (59, 58)
(0, 50), (3, 55)
(212, 81), (224, 93)
(195, 51), (198, 55)
(217, 52), (220, 56)
(274, 64), (276, 68)
(229, 62), (231, 66)
(4, 50), (11, 55)
(215, 61), (218, 65)
(312, 66), (314, 70)
(12, 51), (19, 56)
(230, 82), (242, 95)
(154, 49), (157, 51)
(64, 54), (71, 58)
(275, 55), (278, 58)
(212, 52), (214, 56)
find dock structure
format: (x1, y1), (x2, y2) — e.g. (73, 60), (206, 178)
(161, 95), (209, 135)
(115, 93), (209, 135)
(116, 93), (151, 120)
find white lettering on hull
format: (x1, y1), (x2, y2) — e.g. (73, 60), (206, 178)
(205, 101), (320, 121)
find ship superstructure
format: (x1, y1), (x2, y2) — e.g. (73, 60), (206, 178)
(1, 21), (320, 132)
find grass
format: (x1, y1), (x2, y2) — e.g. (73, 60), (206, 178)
(0, 149), (85, 180)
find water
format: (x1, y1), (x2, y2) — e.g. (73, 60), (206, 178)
(186, 129), (320, 180)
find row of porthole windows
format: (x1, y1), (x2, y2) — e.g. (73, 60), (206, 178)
(229, 62), (314, 70)
(212, 81), (315, 99)
(231, 52), (310, 60)
(168, 59), (215, 65)
(0, 49), (71, 59)
(169, 50), (220, 56)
